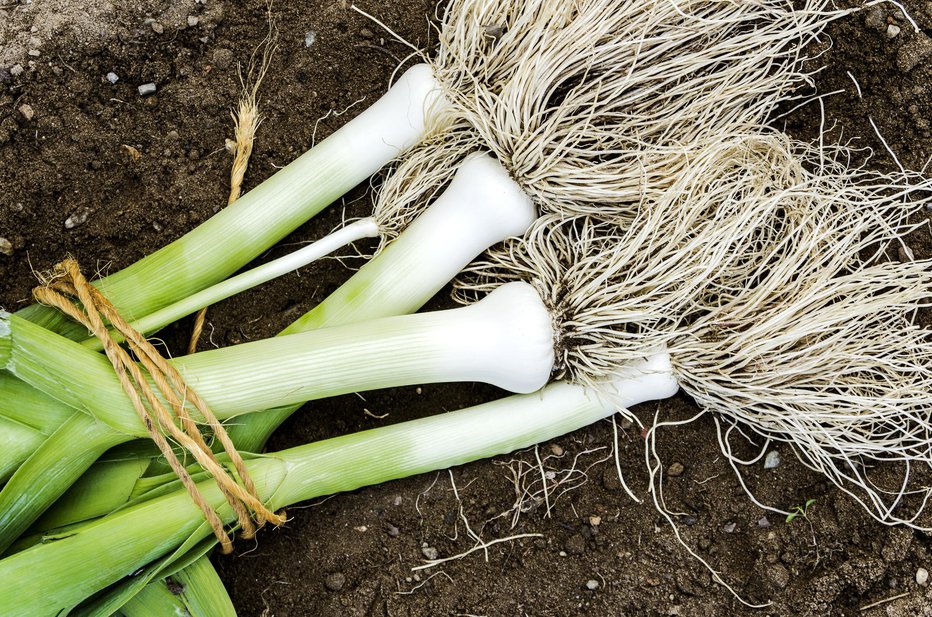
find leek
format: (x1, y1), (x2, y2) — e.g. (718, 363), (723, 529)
(0, 152), (535, 550)
(0, 357), (678, 617)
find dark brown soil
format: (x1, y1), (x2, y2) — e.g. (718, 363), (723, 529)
(2, 1), (932, 616)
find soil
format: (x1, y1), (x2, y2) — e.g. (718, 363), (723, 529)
(2, 1), (932, 616)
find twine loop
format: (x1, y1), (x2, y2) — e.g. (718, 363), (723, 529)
(34, 258), (285, 553)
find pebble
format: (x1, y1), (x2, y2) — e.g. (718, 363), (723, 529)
(667, 462), (684, 477)
(28, 36), (41, 48)
(421, 544), (439, 560)
(65, 208), (91, 229)
(886, 24), (901, 39)
(565, 534), (586, 555)
(305, 30), (317, 48)
(27, 49), (40, 58)
(392, 495), (402, 506)
(212, 48), (234, 70)
(589, 515), (601, 527)
(549, 443), (564, 456)
(0, 67), (10, 83)
(386, 523), (400, 537)
(0, 237), (12, 256)
(360, 27), (374, 39)
(585, 579), (600, 590)
(10, 64), (23, 77)
(138, 83), (157, 96)
(896, 33), (932, 73)
(106, 72), (119, 84)
(764, 450), (781, 469)
(18, 104), (34, 121)
(864, 6), (887, 31)
(723, 522), (737, 534)
(769, 564), (790, 589)
(187, 15), (199, 27)
(758, 516), (771, 528)
(151, 21), (164, 34)
(324, 572), (345, 591)
(918, 567), (929, 586)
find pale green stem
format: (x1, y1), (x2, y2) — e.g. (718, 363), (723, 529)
(0, 283), (551, 548)
(81, 218), (381, 352)
(0, 358), (676, 616)
(120, 556), (237, 617)
(15, 65), (442, 342)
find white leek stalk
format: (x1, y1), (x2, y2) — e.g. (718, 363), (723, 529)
(2, 281), (554, 437)
(0, 355), (677, 616)
(0, 156), (537, 551)
(15, 64), (446, 341)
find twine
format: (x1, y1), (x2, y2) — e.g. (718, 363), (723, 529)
(34, 259), (285, 553)
(188, 16), (277, 356)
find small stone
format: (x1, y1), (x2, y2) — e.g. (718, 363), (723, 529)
(106, 72), (119, 84)
(18, 104), (34, 121)
(324, 572), (345, 591)
(166, 129), (179, 140)
(886, 24), (901, 39)
(138, 83), (157, 96)
(212, 48), (234, 70)
(565, 534), (586, 555)
(305, 30), (317, 47)
(864, 6), (887, 31)
(353, 525), (367, 532)
(589, 515), (601, 527)
(769, 564), (790, 589)
(898, 245), (914, 262)
(585, 579), (600, 590)
(896, 33), (932, 74)
(764, 450), (781, 469)
(758, 516), (771, 528)
(723, 521), (737, 534)
(187, 15), (199, 27)
(360, 27), (374, 39)
(28, 36), (41, 47)
(65, 207), (91, 229)
(0, 67), (11, 83)
(667, 462), (684, 477)
(10, 64), (23, 77)
(27, 49), (40, 58)
(0, 237), (12, 256)
(392, 495), (402, 506)
(421, 545), (439, 560)
(917, 567), (929, 586)
(151, 21), (164, 34)
(386, 523), (400, 537)
(550, 443), (564, 456)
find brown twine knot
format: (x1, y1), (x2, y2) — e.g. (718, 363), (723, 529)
(33, 258), (285, 553)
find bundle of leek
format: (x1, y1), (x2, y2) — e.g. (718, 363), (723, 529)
(4, 132), (932, 616)
(0, 0), (843, 547)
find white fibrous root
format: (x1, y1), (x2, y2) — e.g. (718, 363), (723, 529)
(673, 154), (932, 527)
(429, 0), (845, 221)
(374, 0), (848, 236)
(458, 130), (932, 526)
(455, 132), (817, 387)
(371, 117), (481, 248)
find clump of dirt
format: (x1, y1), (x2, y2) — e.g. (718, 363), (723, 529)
(2, 1), (932, 616)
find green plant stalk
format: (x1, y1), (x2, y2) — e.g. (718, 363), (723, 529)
(0, 413), (124, 554)
(0, 279), (550, 550)
(0, 64), (442, 539)
(14, 65), (442, 342)
(0, 155), (536, 550)
(120, 555), (237, 617)
(0, 359), (676, 616)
